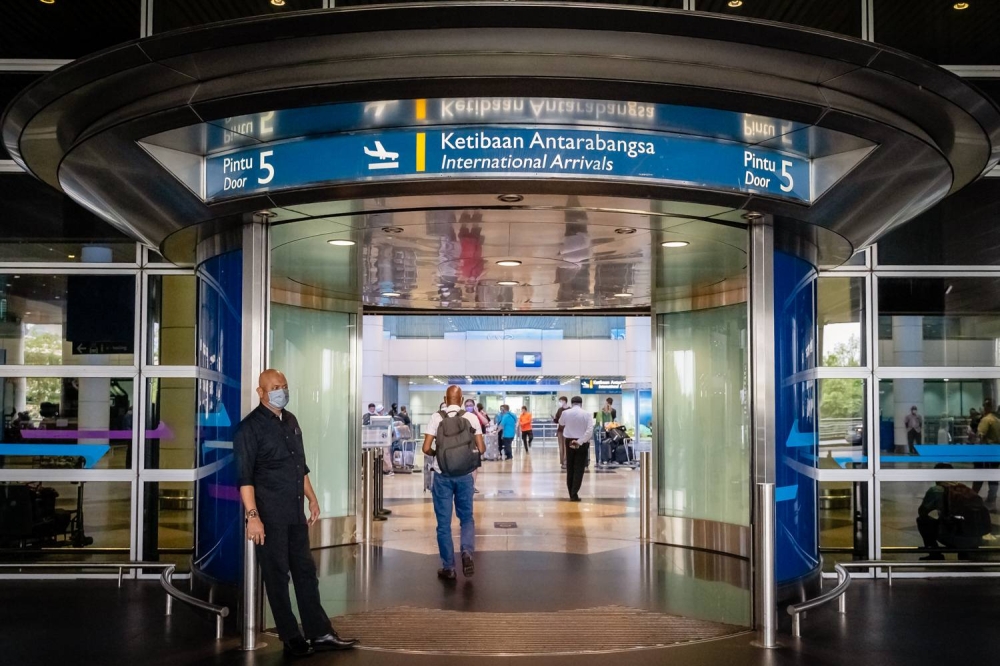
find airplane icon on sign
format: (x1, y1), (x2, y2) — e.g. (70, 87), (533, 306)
(364, 141), (399, 169)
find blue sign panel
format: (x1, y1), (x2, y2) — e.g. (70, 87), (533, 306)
(205, 126), (810, 202)
(581, 378), (623, 394)
(515, 352), (542, 368)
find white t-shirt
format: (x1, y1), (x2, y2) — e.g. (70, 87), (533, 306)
(559, 405), (595, 443)
(425, 405), (483, 473)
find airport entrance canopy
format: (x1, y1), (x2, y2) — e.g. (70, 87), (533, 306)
(3, 2), (999, 270)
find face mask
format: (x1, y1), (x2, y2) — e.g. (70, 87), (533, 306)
(466, 405), (475, 413)
(268, 388), (289, 410)
(559, 401), (567, 407)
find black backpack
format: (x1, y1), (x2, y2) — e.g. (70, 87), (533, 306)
(942, 483), (992, 539)
(434, 410), (480, 477)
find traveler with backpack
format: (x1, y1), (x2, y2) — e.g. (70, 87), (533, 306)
(422, 385), (486, 580)
(917, 463), (992, 560)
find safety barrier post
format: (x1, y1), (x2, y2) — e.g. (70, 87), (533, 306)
(754, 482), (778, 648)
(639, 450), (651, 541)
(362, 448), (375, 542)
(240, 527), (266, 650)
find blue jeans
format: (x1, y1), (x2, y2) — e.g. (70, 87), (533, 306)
(431, 472), (476, 570)
(500, 437), (514, 459)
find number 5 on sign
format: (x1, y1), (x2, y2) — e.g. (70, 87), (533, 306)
(779, 160), (794, 193)
(258, 150), (274, 185)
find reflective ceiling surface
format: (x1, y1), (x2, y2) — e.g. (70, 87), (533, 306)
(270, 196), (748, 311)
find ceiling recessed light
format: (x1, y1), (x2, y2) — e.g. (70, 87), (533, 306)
(661, 241), (690, 248)
(67, 254), (76, 259)
(327, 239), (356, 247)
(497, 194), (524, 203)
(615, 228), (637, 235)
(496, 260), (522, 267)
(728, 0), (743, 6)
(614, 292), (634, 298)
(39, 0), (55, 4)
(382, 226), (404, 234)
(271, 0), (286, 6)
(498, 280), (519, 286)
(954, 2), (969, 8)
(381, 291), (401, 298)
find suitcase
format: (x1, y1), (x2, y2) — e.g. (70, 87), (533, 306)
(482, 433), (501, 461)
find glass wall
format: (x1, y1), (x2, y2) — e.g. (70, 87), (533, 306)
(657, 303), (749, 528)
(383, 315), (626, 340)
(270, 303), (356, 523)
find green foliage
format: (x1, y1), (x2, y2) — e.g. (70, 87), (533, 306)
(23, 329), (63, 415)
(821, 336), (863, 419)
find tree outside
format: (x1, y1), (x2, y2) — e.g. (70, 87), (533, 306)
(821, 336), (863, 420)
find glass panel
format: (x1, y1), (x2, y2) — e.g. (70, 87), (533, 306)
(0, 377), (134, 470)
(154, 0), (324, 32)
(873, 0), (1000, 65)
(0, 274), (135, 366)
(382, 314), (627, 339)
(819, 481), (869, 572)
(818, 379), (867, 470)
(147, 275), (196, 366)
(270, 303), (355, 519)
(0, 0), (141, 59)
(0, 481), (132, 561)
(145, 377), (195, 469)
(877, 378), (1000, 468)
(881, 480), (1000, 562)
(818, 277), (865, 367)
(876, 179), (1000, 266)
(698, 0), (862, 37)
(0, 73), (42, 160)
(843, 251), (867, 267)
(142, 481), (194, 572)
(878, 277), (1000, 367)
(657, 303), (749, 526)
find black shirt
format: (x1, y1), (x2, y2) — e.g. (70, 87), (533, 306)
(234, 404), (310, 526)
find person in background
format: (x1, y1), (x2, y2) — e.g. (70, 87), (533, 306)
(362, 403), (376, 426)
(423, 386), (486, 580)
(396, 406), (411, 426)
(974, 398), (1000, 511)
(389, 403), (398, 418)
(905, 405), (923, 454)
(917, 463), (990, 560)
(601, 397), (617, 424)
(375, 404), (385, 416)
(559, 396), (595, 502)
(466, 398), (485, 493)
(235, 369), (358, 657)
(497, 404), (517, 460)
(474, 402), (490, 429)
(554, 396), (569, 470)
(519, 406), (534, 454)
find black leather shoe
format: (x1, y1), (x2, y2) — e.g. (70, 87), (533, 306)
(570, 496), (581, 502)
(311, 632), (359, 651)
(283, 636), (315, 658)
(438, 568), (457, 580)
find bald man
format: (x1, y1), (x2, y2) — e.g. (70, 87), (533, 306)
(422, 385), (485, 580)
(235, 369), (357, 658)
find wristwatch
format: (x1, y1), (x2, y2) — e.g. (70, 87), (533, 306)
(246, 509), (259, 520)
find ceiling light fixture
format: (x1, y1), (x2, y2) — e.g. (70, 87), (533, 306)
(327, 239), (356, 246)
(271, 0), (286, 6)
(498, 280), (519, 286)
(728, 0), (743, 6)
(497, 194), (524, 203)
(615, 228), (637, 235)
(614, 292), (634, 298)
(661, 241), (690, 248)
(382, 226), (404, 234)
(39, 0), (55, 4)
(954, 2), (969, 8)
(67, 254), (76, 259)
(381, 291), (401, 298)
(496, 260), (522, 267)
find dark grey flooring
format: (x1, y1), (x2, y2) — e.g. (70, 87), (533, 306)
(1, 550), (998, 666)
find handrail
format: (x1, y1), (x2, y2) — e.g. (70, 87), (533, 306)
(788, 559), (1000, 637)
(161, 564), (229, 640)
(0, 561), (172, 587)
(786, 563), (850, 637)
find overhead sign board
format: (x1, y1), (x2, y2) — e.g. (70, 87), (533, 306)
(581, 378), (623, 394)
(205, 125), (810, 202)
(515, 352), (542, 368)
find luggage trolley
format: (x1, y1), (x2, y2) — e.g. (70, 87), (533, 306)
(391, 422), (416, 474)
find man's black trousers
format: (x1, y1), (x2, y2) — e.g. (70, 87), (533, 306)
(256, 522), (332, 642)
(566, 442), (589, 499)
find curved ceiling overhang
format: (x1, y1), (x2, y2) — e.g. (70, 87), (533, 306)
(3, 2), (999, 267)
